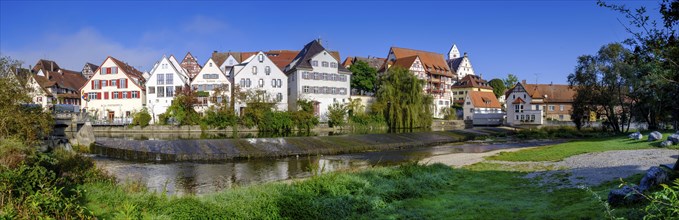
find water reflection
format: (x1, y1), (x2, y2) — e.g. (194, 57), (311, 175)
(93, 140), (560, 195)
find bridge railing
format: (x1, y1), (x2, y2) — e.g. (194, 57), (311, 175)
(92, 118), (133, 126)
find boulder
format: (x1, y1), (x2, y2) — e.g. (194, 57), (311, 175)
(608, 166), (671, 206)
(648, 131), (662, 141)
(629, 132), (642, 140)
(638, 166), (670, 191)
(608, 186), (643, 206)
(668, 133), (679, 145)
(660, 140), (673, 147)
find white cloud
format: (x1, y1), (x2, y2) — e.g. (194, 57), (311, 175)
(182, 15), (228, 35)
(1, 27), (162, 72)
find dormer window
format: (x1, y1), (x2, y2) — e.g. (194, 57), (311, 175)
(258, 54), (265, 62)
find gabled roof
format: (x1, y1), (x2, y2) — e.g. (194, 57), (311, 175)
(388, 47), (452, 77)
(468, 91), (501, 108)
(81, 56), (146, 91)
(391, 56), (419, 69)
(505, 82), (576, 103)
(512, 97), (525, 104)
(32, 59), (60, 72)
(84, 62), (99, 71)
(352, 56), (386, 69)
(180, 52), (202, 79)
(169, 55), (191, 80)
(342, 56), (354, 67)
(212, 50), (301, 71)
(8, 67), (31, 86)
(448, 57), (464, 72)
(451, 75), (491, 89)
(148, 55), (190, 85)
(285, 39), (350, 74)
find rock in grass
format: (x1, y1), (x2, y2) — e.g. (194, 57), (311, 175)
(629, 132), (641, 140)
(668, 133), (679, 144)
(638, 166), (670, 192)
(648, 131), (662, 141)
(608, 186), (643, 206)
(660, 140), (673, 147)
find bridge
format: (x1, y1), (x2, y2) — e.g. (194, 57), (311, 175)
(51, 112), (95, 148)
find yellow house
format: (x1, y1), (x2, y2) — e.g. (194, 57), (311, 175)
(451, 75), (493, 105)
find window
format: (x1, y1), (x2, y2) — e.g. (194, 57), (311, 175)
(313, 86), (319, 94)
(240, 79), (246, 87)
(331, 74), (337, 81)
(246, 79), (251, 87)
(277, 79), (282, 88)
(265, 66), (271, 75)
(312, 60), (318, 66)
(157, 74), (165, 85)
(252, 66), (258, 74)
(271, 79), (277, 88)
(93, 80), (100, 89)
(209, 62), (212, 67)
(258, 54), (265, 62)
(166, 86), (174, 97)
(520, 115), (525, 120)
(330, 62), (337, 68)
(303, 86), (310, 93)
(149, 86), (155, 94)
(88, 92), (97, 100)
(157, 87), (165, 97)
(165, 74), (173, 84)
(112, 92), (118, 99)
(560, 105), (564, 111)
(322, 61), (329, 67)
(122, 91), (128, 99)
(110, 79), (117, 87)
(120, 79), (127, 88)
(470, 108), (474, 113)
(331, 87), (336, 94)
(439, 100), (444, 105)
(531, 115), (536, 121)
(132, 91), (139, 99)
(548, 105), (555, 111)
(314, 72), (320, 80)
(258, 79), (264, 88)
(206, 84), (214, 91)
(276, 93), (283, 102)
(302, 72), (308, 79)
(559, 115), (564, 120)
(515, 115), (519, 120)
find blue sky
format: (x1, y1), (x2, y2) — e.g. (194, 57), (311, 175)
(0, 1), (659, 84)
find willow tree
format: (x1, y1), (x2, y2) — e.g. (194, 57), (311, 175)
(375, 67), (433, 129)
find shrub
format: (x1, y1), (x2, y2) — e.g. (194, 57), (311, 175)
(131, 108), (152, 128)
(202, 106), (237, 129)
(643, 179), (679, 219)
(327, 102), (347, 128)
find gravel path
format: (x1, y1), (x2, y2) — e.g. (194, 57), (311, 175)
(525, 149), (677, 187)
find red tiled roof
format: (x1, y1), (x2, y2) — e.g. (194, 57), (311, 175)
(107, 57), (146, 91)
(451, 75), (492, 89)
(468, 91), (501, 108)
(391, 56), (419, 69)
(389, 47), (453, 77)
(506, 83), (575, 103)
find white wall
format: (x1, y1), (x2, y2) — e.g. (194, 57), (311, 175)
(81, 58), (145, 120)
(192, 58), (231, 113)
(288, 50), (350, 121)
(232, 52), (288, 114)
(145, 56), (189, 123)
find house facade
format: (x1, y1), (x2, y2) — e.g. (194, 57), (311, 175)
(146, 55), (191, 122)
(285, 40), (351, 121)
(82, 62), (99, 79)
(191, 57), (231, 112)
(505, 81), (575, 126)
(382, 47), (454, 118)
(80, 56), (146, 122)
(463, 91), (503, 125)
(180, 52), (202, 80)
(447, 44), (475, 80)
(231, 51), (288, 114)
(451, 75), (493, 105)
(27, 60), (87, 108)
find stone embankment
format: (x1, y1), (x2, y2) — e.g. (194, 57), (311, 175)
(94, 131), (470, 162)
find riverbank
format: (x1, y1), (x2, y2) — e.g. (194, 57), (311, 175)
(80, 131), (678, 219)
(93, 130), (488, 162)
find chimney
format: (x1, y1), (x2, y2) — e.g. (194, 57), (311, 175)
(463, 52), (468, 57)
(50, 62), (54, 71)
(213, 50), (217, 54)
(521, 80), (527, 85)
(550, 81), (553, 86)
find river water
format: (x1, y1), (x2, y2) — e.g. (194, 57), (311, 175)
(92, 139), (557, 195)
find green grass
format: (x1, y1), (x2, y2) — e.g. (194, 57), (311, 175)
(488, 132), (677, 162)
(80, 163), (646, 219)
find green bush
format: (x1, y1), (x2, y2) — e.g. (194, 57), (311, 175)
(643, 179), (679, 219)
(327, 102), (347, 128)
(131, 108), (152, 128)
(201, 107), (237, 129)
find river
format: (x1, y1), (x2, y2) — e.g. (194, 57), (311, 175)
(92, 139), (559, 195)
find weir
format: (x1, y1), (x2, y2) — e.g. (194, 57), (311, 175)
(94, 131), (473, 162)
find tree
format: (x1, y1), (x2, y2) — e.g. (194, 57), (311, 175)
(488, 78), (506, 98)
(348, 60), (377, 95)
(0, 56), (52, 145)
(374, 67), (432, 129)
(503, 74), (518, 89)
(131, 108), (152, 128)
(163, 85), (201, 125)
(291, 99), (319, 131)
(568, 43), (635, 133)
(327, 102), (347, 128)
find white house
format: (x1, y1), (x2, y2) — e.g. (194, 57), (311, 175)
(505, 81), (576, 126)
(447, 44), (475, 80)
(80, 56), (146, 122)
(145, 55), (191, 123)
(284, 40), (351, 121)
(231, 51), (288, 114)
(191, 57), (231, 112)
(463, 91), (503, 125)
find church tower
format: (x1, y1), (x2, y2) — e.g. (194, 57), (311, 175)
(448, 44), (460, 60)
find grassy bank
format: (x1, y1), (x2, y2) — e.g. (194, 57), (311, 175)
(81, 163), (630, 219)
(489, 131), (677, 162)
